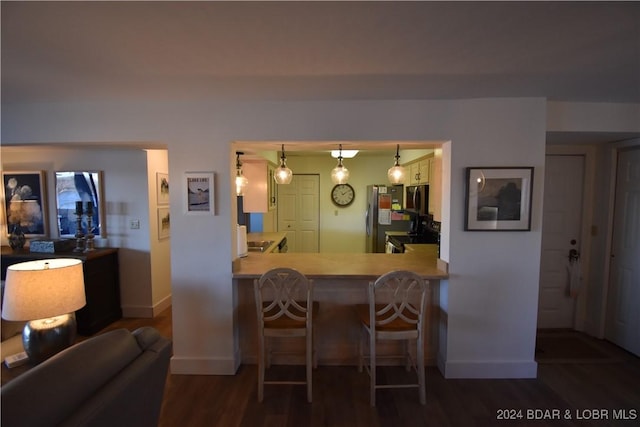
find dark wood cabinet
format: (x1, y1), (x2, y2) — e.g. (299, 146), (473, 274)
(1, 247), (122, 335)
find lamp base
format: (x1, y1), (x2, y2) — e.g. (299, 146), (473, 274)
(22, 314), (77, 364)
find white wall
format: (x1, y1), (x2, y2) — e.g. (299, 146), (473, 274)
(547, 102), (640, 132)
(2, 98), (548, 379)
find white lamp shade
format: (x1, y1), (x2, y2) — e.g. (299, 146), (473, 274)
(2, 258), (86, 321)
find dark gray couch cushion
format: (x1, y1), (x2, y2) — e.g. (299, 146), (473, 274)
(1, 327), (171, 427)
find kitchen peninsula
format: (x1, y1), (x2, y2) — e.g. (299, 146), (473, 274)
(232, 232), (448, 367)
(236, 231), (447, 279)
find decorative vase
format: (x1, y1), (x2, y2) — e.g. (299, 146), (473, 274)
(8, 223), (26, 250)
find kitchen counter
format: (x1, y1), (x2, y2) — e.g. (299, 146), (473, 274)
(404, 243), (439, 257)
(232, 250), (448, 279)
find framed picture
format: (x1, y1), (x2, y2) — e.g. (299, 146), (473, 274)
(184, 172), (215, 215)
(156, 172), (170, 205)
(55, 171), (105, 237)
(465, 167), (534, 231)
(157, 206), (170, 240)
(2, 171), (49, 237)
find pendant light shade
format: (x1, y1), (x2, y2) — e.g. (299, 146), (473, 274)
(387, 144), (406, 184)
(235, 151), (249, 196)
(274, 144), (293, 184)
(331, 144), (350, 184)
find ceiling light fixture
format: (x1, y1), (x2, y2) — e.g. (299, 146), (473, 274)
(274, 144), (293, 184)
(330, 149), (359, 159)
(235, 151), (249, 196)
(330, 144), (350, 184)
(387, 144), (406, 184)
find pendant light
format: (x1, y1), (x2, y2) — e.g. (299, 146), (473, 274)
(330, 144), (350, 184)
(235, 151), (249, 196)
(387, 144), (406, 184)
(274, 144), (293, 184)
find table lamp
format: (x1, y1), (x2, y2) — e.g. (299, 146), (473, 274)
(1, 258), (86, 364)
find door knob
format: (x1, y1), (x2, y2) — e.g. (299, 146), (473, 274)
(569, 248), (579, 261)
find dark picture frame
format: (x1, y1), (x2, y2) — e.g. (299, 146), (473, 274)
(465, 167), (534, 231)
(2, 170), (49, 237)
(55, 171), (105, 237)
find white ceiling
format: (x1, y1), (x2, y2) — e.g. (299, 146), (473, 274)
(2, 1), (639, 145)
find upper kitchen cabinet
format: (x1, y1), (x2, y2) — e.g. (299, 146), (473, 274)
(242, 160), (277, 212)
(406, 154), (433, 185)
(404, 152), (442, 221)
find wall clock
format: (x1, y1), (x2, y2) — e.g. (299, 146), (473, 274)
(331, 183), (355, 207)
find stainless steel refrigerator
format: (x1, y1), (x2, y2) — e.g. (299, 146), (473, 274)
(365, 184), (411, 253)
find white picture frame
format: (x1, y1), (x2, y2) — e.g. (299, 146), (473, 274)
(2, 170), (49, 237)
(55, 171), (105, 237)
(184, 172), (215, 215)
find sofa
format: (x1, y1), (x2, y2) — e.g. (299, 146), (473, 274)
(1, 327), (172, 427)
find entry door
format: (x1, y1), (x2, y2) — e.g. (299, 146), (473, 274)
(606, 147), (640, 356)
(277, 174), (319, 252)
(538, 155), (585, 329)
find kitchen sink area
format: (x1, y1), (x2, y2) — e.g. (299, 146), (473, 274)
(243, 232), (288, 254)
(247, 240), (274, 252)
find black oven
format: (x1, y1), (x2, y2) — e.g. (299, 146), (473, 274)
(386, 220), (440, 254)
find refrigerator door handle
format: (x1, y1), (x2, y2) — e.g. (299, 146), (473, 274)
(365, 208), (370, 236)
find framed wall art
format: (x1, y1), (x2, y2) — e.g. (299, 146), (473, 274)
(184, 172), (215, 215)
(157, 206), (170, 240)
(55, 171), (105, 237)
(156, 172), (170, 205)
(2, 170), (49, 237)
(465, 167), (534, 231)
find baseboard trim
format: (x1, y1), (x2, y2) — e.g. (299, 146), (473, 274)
(121, 294), (172, 318)
(443, 360), (538, 379)
(153, 294), (172, 316)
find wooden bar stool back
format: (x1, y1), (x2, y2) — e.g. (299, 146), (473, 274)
(356, 270), (428, 406)
(254, 267), (315, 403)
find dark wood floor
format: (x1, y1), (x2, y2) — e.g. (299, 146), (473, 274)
(105, 308), (640, 427)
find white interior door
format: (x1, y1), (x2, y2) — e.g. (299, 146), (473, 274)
(277, 174), (319, 252)
(606, 147), (640, 356)
(538, 155), (585, 329)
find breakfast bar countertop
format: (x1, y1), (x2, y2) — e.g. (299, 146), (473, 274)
(232, 251), (448, 280)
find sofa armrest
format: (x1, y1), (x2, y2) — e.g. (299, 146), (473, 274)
(2, 329), (140, 426)
(61, 328), (172, 427)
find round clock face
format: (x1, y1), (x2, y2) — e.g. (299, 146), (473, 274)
(331, 183), (355, 207)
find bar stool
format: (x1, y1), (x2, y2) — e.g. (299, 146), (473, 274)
(254, 267), (316, 403)
(355, 270), (428, 406)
